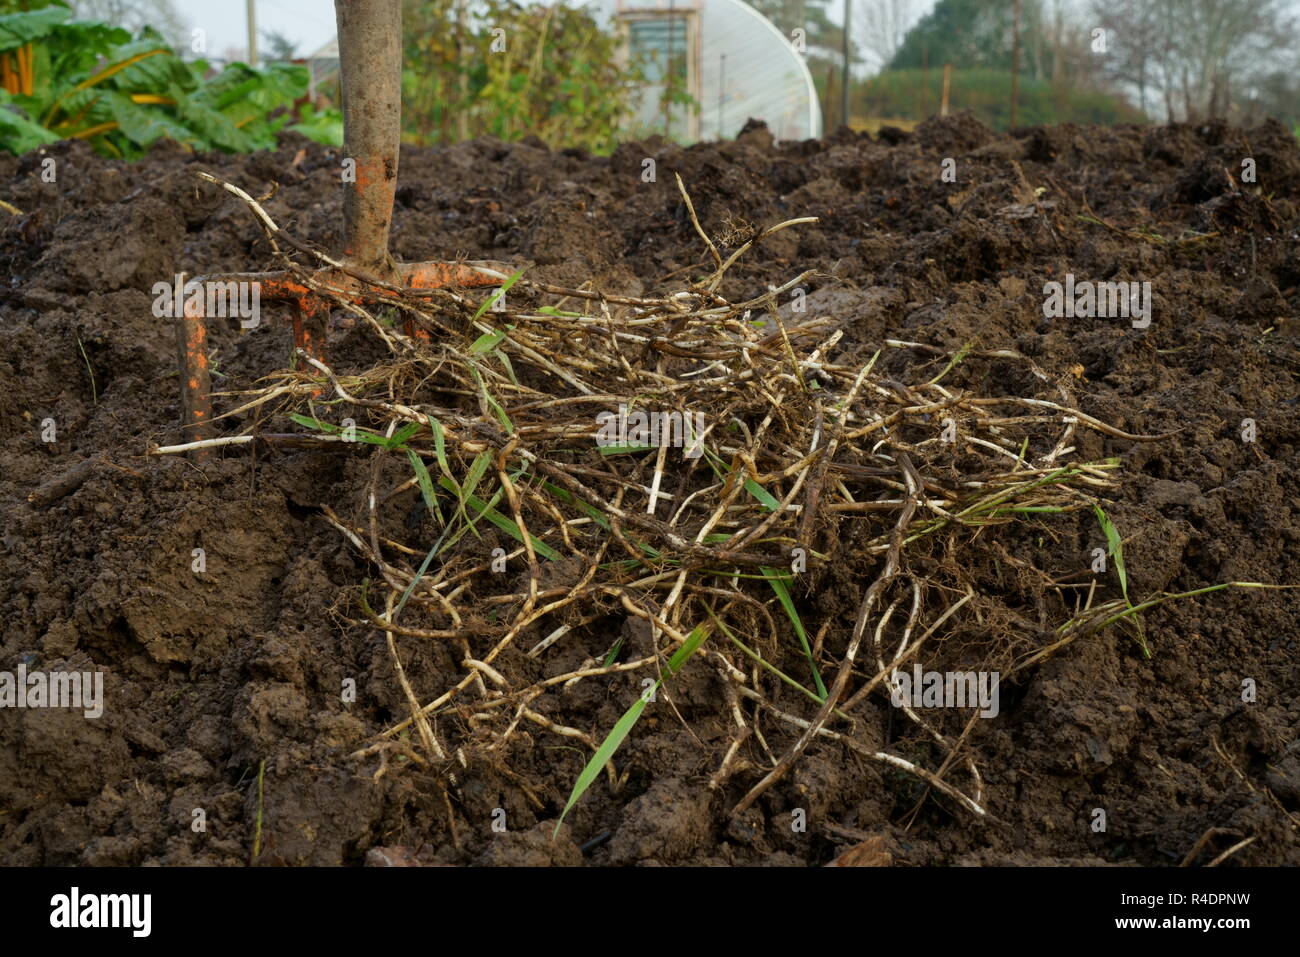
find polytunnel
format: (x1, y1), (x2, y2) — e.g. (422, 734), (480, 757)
(574, 0), (822, 143)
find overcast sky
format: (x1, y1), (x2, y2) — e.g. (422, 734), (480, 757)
(173, 0), (338, 61)
(168, 0), (1299, 67)
(171, 0), (933, 63)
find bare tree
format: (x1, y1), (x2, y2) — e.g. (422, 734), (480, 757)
(1044, 0), (1100, 90)
(1087, 0), (1167, 115)
(1091, 0), (1296, 122)
(855, 0), (918, 71)
(70, 0), (189, 49)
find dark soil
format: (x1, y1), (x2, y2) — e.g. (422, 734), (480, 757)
(2, 114), (1298, 866)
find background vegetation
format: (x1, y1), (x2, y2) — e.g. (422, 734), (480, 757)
(0, 0), (338, 156)
(857, 67), (1144, 130)
(2, 0), (1296, 157)
(399, 0), (641, 153)
(847, 0), (1298, 132)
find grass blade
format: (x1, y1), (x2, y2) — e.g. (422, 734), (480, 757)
(406, 449), (443, 527)
(744, 477), (781, 510)
(555, 623), (711, 832)
(385, 421), (423, 449)
(469, 325), (512, 355)
(1092, 504), (1147, 655)
(437, 475), (560, 560)
(289, 413), (391, 447)
(428, 416), (453, 481)
(544, 482), (610, 530)
(598, 444), (656, 455)
(452, 449), (494, 539)
(762, 567), (827, 699)
(1092, 504), (1128, 602)
(469, 364), (514, 434)
(710, 447), (825, 697)
(462, 449), (492, 504)
(472, 266), (527, 322)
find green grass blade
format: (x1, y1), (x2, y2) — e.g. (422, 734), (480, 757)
(472, 266), (527, 322)
(713, 450), (824, 697)
(289, 412), (334, 431)
(544, 483), (610, 530)
(926, 340), (974, 386)
(598, 444), (656, 455)
(387, 517), (457, 621)
(707, 608), (845, 714)
(555, 623), (711, 833)
(289, 413), (390, 447)
(469, 364), (514, 434)
(463, 449), (492, 504)
(469, 326), (512, 355)
(495, 350), (519, 385)
(446, 448), (490, 540)
(602, 637), (624, 667)
(434, 486), (504, 555)
(1093, 504), (1128, 602)
(762, 567), (827, 699)
(406, 449), (443, 527)
(428, 416), (453, 481)
(436, 475), (560, 560)
(385, 421), (423, 449)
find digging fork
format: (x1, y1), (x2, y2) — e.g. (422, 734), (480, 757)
(177, 0), (509, 458)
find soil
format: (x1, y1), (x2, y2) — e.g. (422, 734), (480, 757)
(1, 114), (1298, 867)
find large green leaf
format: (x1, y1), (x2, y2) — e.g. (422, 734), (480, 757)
(288, 103), (343, 146)
(169, 86), (253, 151)
(88, 40), (188, 93)
(0, 94), (58, 154)
(40, 21), (131, 104)
(1, 19), (326, 158)
(46, 86), (107, 123)
(103, 90), (201, 149)
(0, 6), (69, 53)
(244, 61), (308, 106)
(49, 20), (130, 61)
(197, 61), (306, 111)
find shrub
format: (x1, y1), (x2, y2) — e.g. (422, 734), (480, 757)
(855, 68), (1145, 130)
(400, 0), (643, 153)
(0, 1), (341, 157)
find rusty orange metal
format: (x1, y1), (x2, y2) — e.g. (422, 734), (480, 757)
(176, 286), (212, 458)
(174, 261), (508, 455)
(174, 0), (514, 458)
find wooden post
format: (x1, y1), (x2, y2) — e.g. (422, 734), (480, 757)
(921, 42), (928, 116)
(719, 53), (726, 137)
(456, 0), (469, 141)
(246, 0), (257, 67)
(841, 0), (852, 130)
(940, 63), (951, 117)
(824, 63), (835, 129)
(1010, 0), (1021, 128)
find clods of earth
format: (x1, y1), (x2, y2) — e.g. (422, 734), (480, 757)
(1, 114), (1298, 865)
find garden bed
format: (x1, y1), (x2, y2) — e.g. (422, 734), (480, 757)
(0, 114), (1297, 866)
